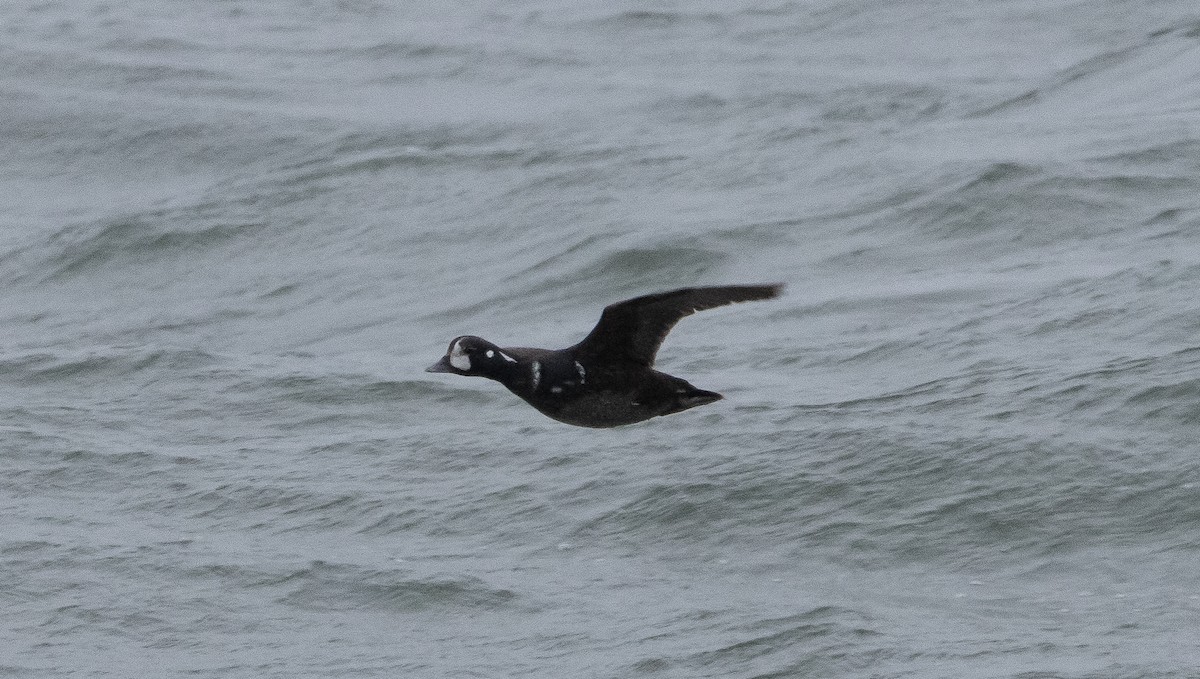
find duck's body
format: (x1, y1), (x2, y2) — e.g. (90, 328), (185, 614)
(426, 284), (782, 428)
(434, 343), (722, 428)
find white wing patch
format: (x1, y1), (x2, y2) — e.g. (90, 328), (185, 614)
(574, 361), (586, 383)
(531, 361), (541, 390)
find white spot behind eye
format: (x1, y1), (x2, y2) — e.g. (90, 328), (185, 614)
(485, 350), (495, 359)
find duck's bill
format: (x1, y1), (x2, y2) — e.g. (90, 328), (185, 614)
(425, 356), (454, 373)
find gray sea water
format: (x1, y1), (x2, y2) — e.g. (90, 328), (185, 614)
(4, 0), (1200, 676)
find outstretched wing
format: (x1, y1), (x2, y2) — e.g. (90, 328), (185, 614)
(573, 284), (783, 366)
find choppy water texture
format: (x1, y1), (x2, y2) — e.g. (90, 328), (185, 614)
(3, 0), (1200, 677)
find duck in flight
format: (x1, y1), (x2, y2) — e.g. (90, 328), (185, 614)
(426, 284), (783, 428)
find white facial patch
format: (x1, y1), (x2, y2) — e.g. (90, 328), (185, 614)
(531, 361), (541, 391)
(449, 340), (471, 371)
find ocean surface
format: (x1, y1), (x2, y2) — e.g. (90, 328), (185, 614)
(3, 0), (1200, 676)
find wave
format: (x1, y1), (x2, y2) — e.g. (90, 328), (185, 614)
(971, 17), (1200, 119)
(0, 347), (220, 384)
(42, 216), (265, 282)
(275, 561), (518, 613)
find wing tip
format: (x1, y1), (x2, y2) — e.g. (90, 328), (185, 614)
(758, 282), (785, 299)
(728, 282), (784, 302)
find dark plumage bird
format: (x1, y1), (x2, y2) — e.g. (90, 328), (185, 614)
(426, 284), (783, 427)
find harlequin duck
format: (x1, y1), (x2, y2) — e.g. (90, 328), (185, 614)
(426, 284), (782, 428)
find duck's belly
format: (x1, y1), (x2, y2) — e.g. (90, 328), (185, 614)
(522, 388), (720, 428)
(529, 391), (660, 428)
